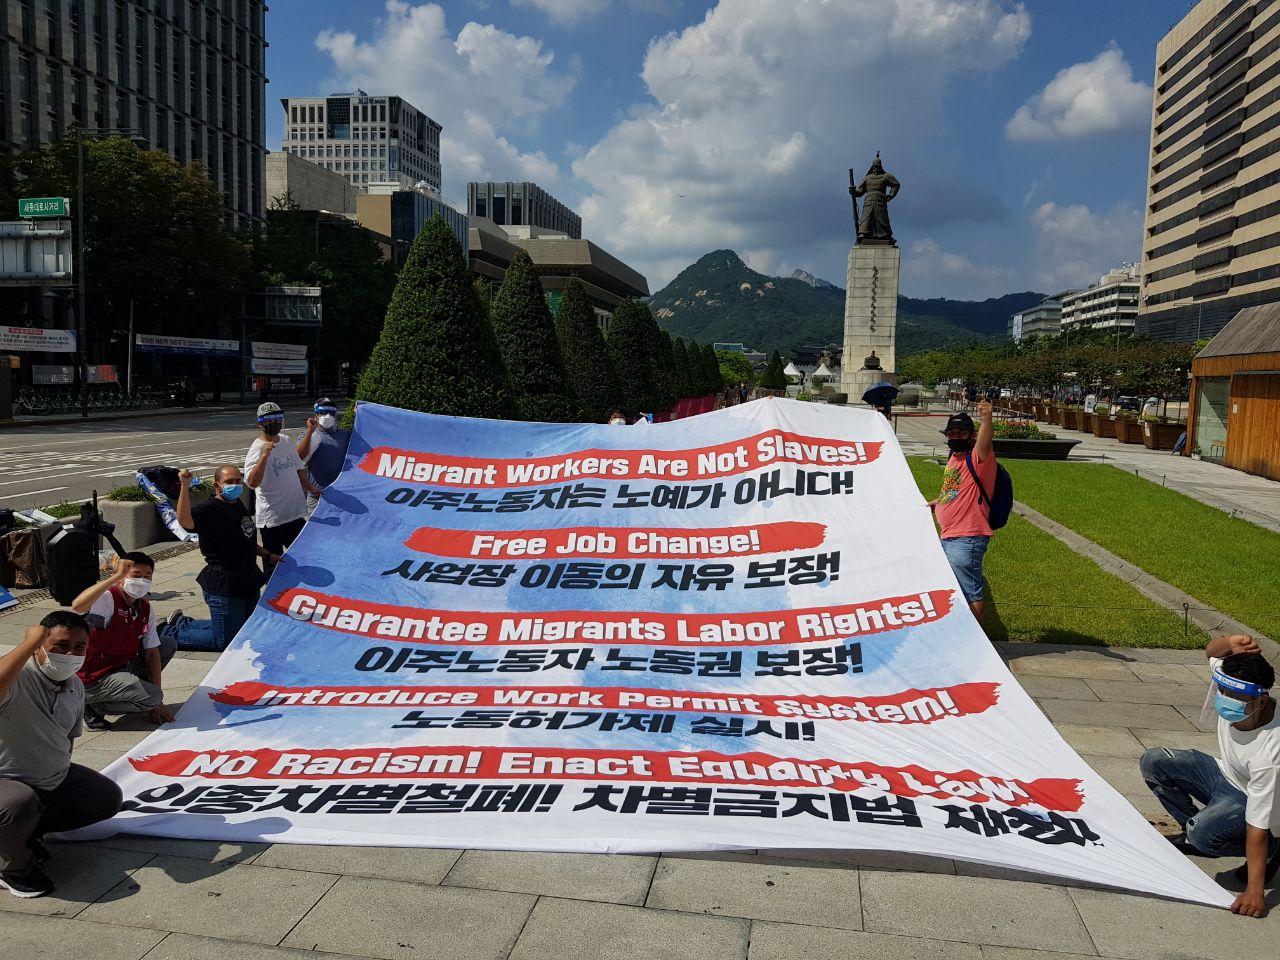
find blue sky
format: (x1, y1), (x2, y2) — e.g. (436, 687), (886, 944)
(265, 1), (1183, 299)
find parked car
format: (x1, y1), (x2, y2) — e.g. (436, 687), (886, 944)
(1115, 396), (1143, 412)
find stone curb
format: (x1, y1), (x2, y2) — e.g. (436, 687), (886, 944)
(1012, 501), (1279, 660)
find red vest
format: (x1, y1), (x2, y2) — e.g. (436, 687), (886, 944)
(78, 586), (152, 687)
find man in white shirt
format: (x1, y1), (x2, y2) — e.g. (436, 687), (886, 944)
(244, 402), (321, 572)
(1141, 633), (1280, 918)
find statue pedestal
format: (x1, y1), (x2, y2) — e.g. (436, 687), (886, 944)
(839, 243), (899, 400)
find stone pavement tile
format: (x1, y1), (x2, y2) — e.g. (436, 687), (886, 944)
(647, 854), (861, 929)
(1085, 680), (1206, 707)
(140, 932), (372, 960)
(81, 856), (337, 945)
(443, 849), (655, 905)
(953, 861), (1090, 889)
(1037, 699), (1192, 731)
(753, 848), (956, 873)
(1127, 648), (1213, 665)
(282, 875), (534, 960)
(1054, 724), (1146, 758)
(67, 745), (129, 771)
(1118, 789), (1170, 824)
(1069, 887), (1280, 960)
(1129, 663), (1205, 684)
(1010, 659), (1138, 681)
(155, 657), (217, 686)
(1130, 728), (1218, 752)
(1001, 643), (1139, 663)
(508, 896), (749, 960)
(255, 843), (462, 884)
(1174, 705), (1218, 733)
(1017, 676), (1099, 701)
(0, 844), (152, 919)
(173, 648), (222, 661)
(85, 834), (268, 865)
(0, 913), (166, 960)
(859, 871), (1095, 952)
(78, 726), (152, 753)
(1079, 754), (1147, 796)
(748, 921), (983, 960)
(981, 949), (1101, 960)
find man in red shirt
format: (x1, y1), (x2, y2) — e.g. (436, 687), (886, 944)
(930, 400), (997, 624)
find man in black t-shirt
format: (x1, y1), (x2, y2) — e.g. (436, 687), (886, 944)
(172, 466), (278, 651)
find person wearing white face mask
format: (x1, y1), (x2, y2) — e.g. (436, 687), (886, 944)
(70, 552), (175, 731)
(0, 613), (123, 898)
(296, 397), (352, 512)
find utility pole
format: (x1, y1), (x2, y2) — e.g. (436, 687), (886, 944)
(76, 131), (88, 418)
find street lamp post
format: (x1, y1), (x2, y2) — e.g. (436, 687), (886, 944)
(71, 126), (142, 417)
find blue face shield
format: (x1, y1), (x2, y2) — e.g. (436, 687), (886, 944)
(1210, 669), (1266, 724)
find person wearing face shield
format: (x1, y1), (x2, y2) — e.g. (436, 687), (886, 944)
(296, 398), (352, 511)
(69, 552), (175, 731)
(1141, 634), (1280, 919)
(927, 399), (996, 624)
(0, 613), (122, 898)
(244, 402), (321, 571)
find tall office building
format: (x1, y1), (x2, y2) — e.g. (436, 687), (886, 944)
(1061, 266), (1141, 333)
(1140, 0), (1280, 341)
(1, 0), (268, 227)
(468, 181), (582, 239)
(280, 92), (441, 194)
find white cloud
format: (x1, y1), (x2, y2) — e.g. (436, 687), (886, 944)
(1029, 201), (1142, 291)
(1006, 44), (1152, 141)
(906, 239), (1015, 300)
(512, 0), (609, 23)
(315, 2), (575, 198)
(572, 0), (1031, 288)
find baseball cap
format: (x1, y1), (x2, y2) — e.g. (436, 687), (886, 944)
(940, 412), (975, 435)
(256, 401), (283, 419)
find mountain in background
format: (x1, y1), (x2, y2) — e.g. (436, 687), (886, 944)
(650, 250), (1044, 357)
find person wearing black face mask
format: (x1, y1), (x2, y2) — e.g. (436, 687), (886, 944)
(928, 400), (996, 625)
(244, 402), (322, 573)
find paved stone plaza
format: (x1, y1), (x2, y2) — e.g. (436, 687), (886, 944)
(1, 542), (1278, 959)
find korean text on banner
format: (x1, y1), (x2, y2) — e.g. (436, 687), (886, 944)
(251, 357), (308, 376)
(134, 334), (239, 357)
(84, 399), (1232, 908)
(0, 325), (75, 352)
(251, 341), (308, 360)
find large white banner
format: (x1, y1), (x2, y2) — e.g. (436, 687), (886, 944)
(134, 333), (239, 357)
(87, 399), (1230, 906)
(0, 324), (75, 352)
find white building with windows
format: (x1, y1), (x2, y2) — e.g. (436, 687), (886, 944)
(279, 91), (441, 193)
(1060, 265), (1141, 333)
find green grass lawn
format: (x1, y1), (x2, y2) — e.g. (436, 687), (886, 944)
(908, 458), (1205, 648)
(1001, 460), (1280, 641)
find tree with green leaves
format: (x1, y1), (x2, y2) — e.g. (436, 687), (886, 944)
(760, 350), (788, 391)
(554, 278), (617, 421)
(0, 136), (253, 361)
(356, 215), (516, 419)
(606, 300), (658, 412)
(684, 339), (707, 396)
(488, 249), (577, 421)
(700, 342), (724, 394)
(671, 336), (696, 400)
(645, 315), (677, 411)
(717, 349), (755, 389)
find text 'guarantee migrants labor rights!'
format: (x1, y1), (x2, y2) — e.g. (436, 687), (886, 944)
(80, 399), (1232, 907)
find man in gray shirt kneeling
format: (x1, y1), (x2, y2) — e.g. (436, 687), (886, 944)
(0, 612), (123, 898)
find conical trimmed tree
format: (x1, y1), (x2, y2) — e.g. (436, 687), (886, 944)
(701, 342), (724, 394)
(646, 314), (677, 411)
(489, 249), (578, 422)
(606, 299), (657, 412)
(671, 336), (696, 400)
(356, 215), (516, 419)
(554, 277), (617, 421)
(760, 350), (788, 391)
(686, 339), (709, 396)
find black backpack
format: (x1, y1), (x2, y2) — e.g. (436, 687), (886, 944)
(964, 453), (1013, 531)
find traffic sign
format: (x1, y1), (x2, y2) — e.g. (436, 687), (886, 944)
(18, 197), (70, 218)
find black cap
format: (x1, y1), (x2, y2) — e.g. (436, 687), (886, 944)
(941, 412), (975, 435)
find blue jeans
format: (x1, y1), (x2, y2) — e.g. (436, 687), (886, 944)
(168, 589), (259, 652)
(940, 535), (990, 603)
(1140, 747), (1266, 858)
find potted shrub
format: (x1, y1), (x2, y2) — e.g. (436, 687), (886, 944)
(1090, 404), (1116, 438)
(1113, 412), (1143, 444)
(1141, 415), (1185, 450)
(990, 419), (1081, 460)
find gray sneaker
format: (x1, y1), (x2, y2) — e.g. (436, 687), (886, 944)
(0, 864), (55, 898)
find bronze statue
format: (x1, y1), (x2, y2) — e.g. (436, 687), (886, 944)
(849, 153), (900, 245)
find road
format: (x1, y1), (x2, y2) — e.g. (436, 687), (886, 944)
(0, 405), (314, 512)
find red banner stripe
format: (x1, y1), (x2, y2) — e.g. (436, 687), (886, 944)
(359, 430), (883, 488)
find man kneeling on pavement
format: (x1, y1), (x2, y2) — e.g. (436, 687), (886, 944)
(1142, 633), (1280, 918)
(0, 613), (123, 898)
(71, 552), (176, 730)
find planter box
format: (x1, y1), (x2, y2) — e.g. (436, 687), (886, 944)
(1141, 420), (1185, 450)
(98, 487), (212, 551)
(1034, 404), (1049, 421)
(1090, 414), (1115, 438)
(1113, 418), (1143, 444)
(1049, 407), (1066, 427)
(992, 438), (1081, 460)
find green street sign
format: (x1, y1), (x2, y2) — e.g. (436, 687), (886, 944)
(18, 197), (70, 218)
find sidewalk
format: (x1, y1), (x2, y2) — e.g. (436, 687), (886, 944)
(0, 399), (315, 431)
(894, 413), (1280, 532)
(0, 548), (1275, 958)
